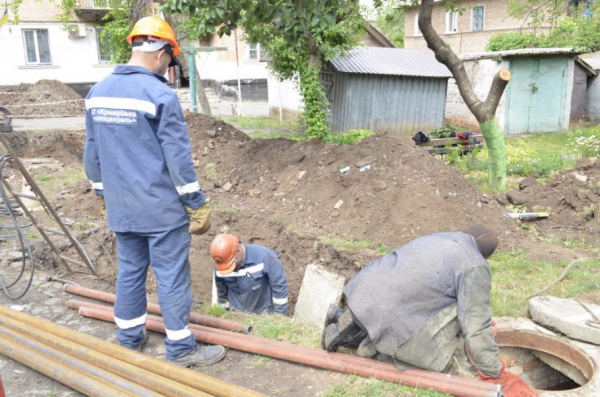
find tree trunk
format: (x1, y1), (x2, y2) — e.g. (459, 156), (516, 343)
(164, 14), (212, 116)
(418, 0), (510, 191)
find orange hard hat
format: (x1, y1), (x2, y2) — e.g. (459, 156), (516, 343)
(127, 16), (180, 56)
(211, 234), (239, 275)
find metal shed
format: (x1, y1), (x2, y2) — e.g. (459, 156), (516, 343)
(322, 48), (452, 135)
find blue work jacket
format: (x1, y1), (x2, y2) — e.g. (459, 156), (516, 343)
(215, 244), (289, 315)
(83, 65), (204, 233)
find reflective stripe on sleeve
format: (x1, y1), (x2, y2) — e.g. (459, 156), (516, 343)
(114, 313), (147, 329)
(273, 296), (288, 305)
(85, 97), (156, 116)
(175, 181), (200, 195)
(216, 263), (264, 278)
(90, 181), (103, 190)
(165, 326), (192, 341)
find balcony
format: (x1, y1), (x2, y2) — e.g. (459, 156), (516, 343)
(74, 0), (120, 22)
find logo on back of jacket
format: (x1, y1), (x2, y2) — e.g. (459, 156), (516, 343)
(91, 108), (138, 126)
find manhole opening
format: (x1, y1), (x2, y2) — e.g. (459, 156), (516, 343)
(500, 347), (582, 391)
(497, 329), (595, 392)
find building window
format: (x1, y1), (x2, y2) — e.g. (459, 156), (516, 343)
(247, 43), (259, 60)
(96, 28), (112, 63)
(445, 11), (459, 34)
(414, 13), (422, 36)
(22, 29), (52, 65)
(472, 5), (485, 31)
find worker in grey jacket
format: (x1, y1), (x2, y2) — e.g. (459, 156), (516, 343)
(322, 225), (539, 397)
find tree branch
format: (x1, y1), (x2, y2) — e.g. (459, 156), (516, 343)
(418, 0), (511, 123)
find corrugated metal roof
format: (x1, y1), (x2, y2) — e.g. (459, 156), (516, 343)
(330, 48), (452, 78)
(460, 47), (578, 61)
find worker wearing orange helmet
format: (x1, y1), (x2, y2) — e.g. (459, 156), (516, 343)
(83, 17), (224, 367)
(211, 234), (289, 315)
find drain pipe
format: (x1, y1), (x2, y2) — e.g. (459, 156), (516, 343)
(0, 331), (141, 397)
(0, 306), (264, 397)
(78, 305), (501, 397)
(0, 315), (211, 397)
(63, 284), (251, 333)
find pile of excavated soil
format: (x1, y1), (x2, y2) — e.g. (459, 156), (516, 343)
(13, 117), (593, 311)
(0, 80), (84, 117)
(501, 157), (600, 243)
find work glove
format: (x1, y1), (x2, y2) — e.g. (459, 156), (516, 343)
(479, 358), (540, 397)
(186, 203), (211, 235)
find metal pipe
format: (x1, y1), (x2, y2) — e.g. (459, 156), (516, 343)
(0, 314), (210, 397)
(79, 306), (501, 397)
(0, 330), (137, 397)
(72, 301), (499, 393)
(64, 284), (251, 333)
(0, 306), (264, 397)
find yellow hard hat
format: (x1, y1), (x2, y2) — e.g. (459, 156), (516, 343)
(127, 16), (180, 56)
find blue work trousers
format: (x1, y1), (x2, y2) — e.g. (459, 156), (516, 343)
(114, 223), (196, 360)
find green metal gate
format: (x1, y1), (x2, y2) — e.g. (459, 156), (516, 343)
(506, 57), (568, 134)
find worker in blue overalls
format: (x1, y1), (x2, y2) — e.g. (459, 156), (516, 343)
(83, 16), (225, 367)
(211, 234), (289, 315)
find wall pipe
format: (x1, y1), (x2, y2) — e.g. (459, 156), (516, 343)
(63, 284), (251, 333)
(69, 300), (496, 392)
(0, 331), (138, 397)
(78, 305), (501, 397)
(0, 315), (211, 397)
(0, 306), (264, 397)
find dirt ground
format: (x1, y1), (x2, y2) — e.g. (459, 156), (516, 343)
(0, 111), (598, 395)
(0, 80), (84, 118)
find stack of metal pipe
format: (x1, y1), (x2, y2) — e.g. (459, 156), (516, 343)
(0, 305), (263, 397)
(62, 284), (502, 397)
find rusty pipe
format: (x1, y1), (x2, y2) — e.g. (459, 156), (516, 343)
(0, 306), (264, 397)
(79, 306), (501, 397)
(0, 329), (141, 397)
(64, 284), (251, 333)
(72, 301), (498, 394)
(0, 314), (211, 397)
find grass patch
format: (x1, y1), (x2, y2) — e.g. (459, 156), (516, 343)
(489, 249), (600, 317)
(205, 163), (218, 180)
(444, 125), (600, 191)
(250, 355), (270, 368)
(324, 376), (451, 397)
(376, 244), (393, 254)
(321, 236), (371, 250)
(34, 166), (86, 196)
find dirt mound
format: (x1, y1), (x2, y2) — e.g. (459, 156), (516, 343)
(184, 111), (249, 150)
(0, 80), (84, 117)
(503, 158), (600, 243)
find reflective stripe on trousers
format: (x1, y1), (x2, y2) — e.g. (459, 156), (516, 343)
(114, 223), (195, 360)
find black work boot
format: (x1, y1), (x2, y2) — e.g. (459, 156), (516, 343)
(323, 310), (366, 352)
(170, 344), (226, 367)
(321, 304), (345, 349)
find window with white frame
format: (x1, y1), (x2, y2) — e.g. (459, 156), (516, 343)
(22, 29), (52, 65)
(472, 5), (485, 31)
(96, 27), (112, 63)
(414, 13), (422, 36)
(445, 10), (459, 34)
(246, 43), (260, 61)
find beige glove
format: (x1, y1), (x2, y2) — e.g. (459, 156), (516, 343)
(186, 203), (211, 235)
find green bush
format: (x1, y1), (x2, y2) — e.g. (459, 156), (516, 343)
(326, 129), (374, 145)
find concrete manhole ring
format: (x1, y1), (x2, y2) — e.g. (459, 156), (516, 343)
(495, 317), (599, 396)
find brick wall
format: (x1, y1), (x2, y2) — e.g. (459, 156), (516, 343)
(500, 347), (577, 391)
(404, 0), (540, 54)
(16, 0), (63, 23)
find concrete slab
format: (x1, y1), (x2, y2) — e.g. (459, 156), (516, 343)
(529, 296), (600, 345)
(293, 264), (345, 329)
